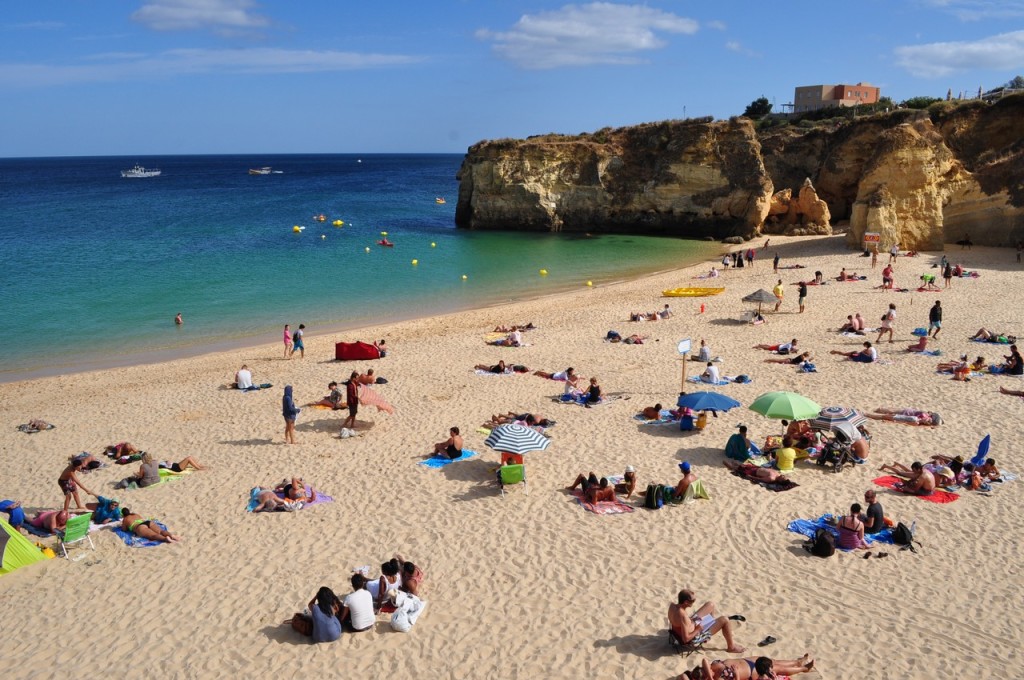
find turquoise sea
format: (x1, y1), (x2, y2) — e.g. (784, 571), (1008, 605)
(0, 154), (718, 381)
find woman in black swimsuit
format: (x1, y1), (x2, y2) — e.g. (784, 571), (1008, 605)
(682, 654), (815, 679)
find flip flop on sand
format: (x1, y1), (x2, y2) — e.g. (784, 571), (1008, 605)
(728, 615), (746, 621)
(758, 636), (777, 647)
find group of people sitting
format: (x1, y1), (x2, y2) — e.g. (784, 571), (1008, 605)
(295, 555), (425, 642)
(830, 341), (878, 363)
(567, 466), (637, 502)
(250, 477), (317, 512)
(629, 304), (672, 322)
(838, 313), (867, 334)
(114, 451), (206, 489)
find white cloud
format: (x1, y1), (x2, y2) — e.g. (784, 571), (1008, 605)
(725, 40), (760, 57)
(919, 0), (1024, 21)
(0, 48), (424, 87)
(132, 0), (269, 32)
(895, 30), (1024, 77)
(706, 20), (727, 31)
(476, 2), (698, 69)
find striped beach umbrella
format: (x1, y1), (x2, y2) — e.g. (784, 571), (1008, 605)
(484, 423), (551, 455)
(357, 385), (394, 414)
(811, 405), (867, 432)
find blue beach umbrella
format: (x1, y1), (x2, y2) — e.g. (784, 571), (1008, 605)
(677, 391), (741, 412)
(970, 434), (991, 467)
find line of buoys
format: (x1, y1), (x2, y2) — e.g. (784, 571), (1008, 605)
(539, 269), (548, 276)
(411, 259), (418, 265)
(293, 225), (304, 233)
(333, 219), (344, 226)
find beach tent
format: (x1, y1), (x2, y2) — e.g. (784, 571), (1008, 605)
(0, 517), (47, 575)
(335, 341), (381, 361)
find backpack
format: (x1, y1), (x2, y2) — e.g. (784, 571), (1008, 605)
(287, 612), (313, 637)
(892, 522), (920, 552)
(644, 484), (665, 510)
(808, 528), (835, 558)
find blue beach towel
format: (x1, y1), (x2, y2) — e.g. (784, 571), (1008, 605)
(634, 410), (679, 425)
(687, 376), (733, 386)
(418, 449), (480, 468)
(787, 514), (894, 549)
(112, 521), (171, 547)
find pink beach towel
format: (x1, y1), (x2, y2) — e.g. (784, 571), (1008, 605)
(569, 489), (634, 515)
(873, 475), (959, 503)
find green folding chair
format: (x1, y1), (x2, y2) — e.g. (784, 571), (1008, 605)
(57, 512), (95, 559)
(497, 464), (528, 498)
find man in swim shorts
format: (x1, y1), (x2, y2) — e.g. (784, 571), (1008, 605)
(668, 589), (744, 653)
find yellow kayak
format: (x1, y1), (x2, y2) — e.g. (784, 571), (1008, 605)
(662, 287), (725, 297)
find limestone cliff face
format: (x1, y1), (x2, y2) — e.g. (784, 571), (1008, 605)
(455, 118), (773, 239)
(457, 94), (1024, 249)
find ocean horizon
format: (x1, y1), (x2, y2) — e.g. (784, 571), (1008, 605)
(0, 153), (719, 382)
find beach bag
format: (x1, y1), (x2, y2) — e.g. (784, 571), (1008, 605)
(661, 486), (675, 504)
(892, 522), (919, 553)
(733, 374), (751, 384)
(801, 363), (817, 373)
(288, 612), (313, 637)
(809, 528), (835, 558)
(644, 484), (665, 510)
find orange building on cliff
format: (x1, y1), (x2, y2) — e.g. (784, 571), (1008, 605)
(793, 82), (880, 113)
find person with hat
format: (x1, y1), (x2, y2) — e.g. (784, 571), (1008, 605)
(674, 462), (697, 498)
(614, 466), (638, 498)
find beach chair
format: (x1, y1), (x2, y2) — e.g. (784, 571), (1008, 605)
(57, 512), (95, 559)
(497, 464), (528, 498)
(500, 452), (524, 466)
(668, 628), (709, 657)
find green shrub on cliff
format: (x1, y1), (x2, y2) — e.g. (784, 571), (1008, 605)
(901, 96), (941, 109)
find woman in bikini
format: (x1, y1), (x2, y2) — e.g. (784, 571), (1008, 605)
(394, 553), (425, 596)
(275, 477), (316, 503)
(836, 504), (870, 550)
(57, 458), (96, 513)
(120, 508), (181, 543)
(682, 654), (815, 679)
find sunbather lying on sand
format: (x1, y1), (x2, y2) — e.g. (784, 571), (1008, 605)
(722, 459), (790, 483)
(490, 330), (523, 346)
(18, 419), (53, 433)
(476, 360), (508, 374)
(250, 487), (299, 512)
(493, 323), (535, 333)
(533, 367), (578, 382)
(866, 408), (941, 425)
(483, 413), (554, 429)
(610, 333), (647, 344)
(567, 473), (617, 502)
(970, 328), (1016, 343)
(753, 339), (797, 353)
(103, 442), (140, 458)
(877, 461), (940, 494)
(764, 351), (812, 366)
(275, 477), (316, 502)
(120, 508), (182, 542)
(681, 654), (815, 680)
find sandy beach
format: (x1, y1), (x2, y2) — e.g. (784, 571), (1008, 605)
(1, 233), (1022, 679)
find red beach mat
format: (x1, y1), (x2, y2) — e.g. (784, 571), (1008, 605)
(569, 490), (634, 515)
(873, 475), (959, 503)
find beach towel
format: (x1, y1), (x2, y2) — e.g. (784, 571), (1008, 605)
(687, 376), (733, 386)
(417, 449), (480, 469)
(730, 463), (798, 492)
(873, 475), (959, 503)
(569, 489), (634, 515)
(357, 385), (395, 414)
(787, 514), (895, 548)
(16, 422), (55, 434)
(246, 485), (333, 512)
(22, 519), (110, 538)
(111, 521), (171, 547)
(634, 409), (680, 425)
(681, 479), (711, 502)
(556, 394), (621, 407)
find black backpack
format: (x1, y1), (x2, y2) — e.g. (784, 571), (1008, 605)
(644, 484), (664, 510)
(892, 522), (920, 552)
(808, 528), (835, 558)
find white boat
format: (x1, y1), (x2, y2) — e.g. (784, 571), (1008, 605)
(121, 164), (161, 178)
(249, 167), (272, 175)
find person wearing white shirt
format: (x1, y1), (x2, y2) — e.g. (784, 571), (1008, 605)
(235, 365), (253, 389)
(341, 573), (376, 633)
(701, 362), (721, 383)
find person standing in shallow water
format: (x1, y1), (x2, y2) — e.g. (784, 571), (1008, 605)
(174, 313), (183, 325)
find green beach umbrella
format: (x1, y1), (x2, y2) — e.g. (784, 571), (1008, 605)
(748, 391), (821, 421)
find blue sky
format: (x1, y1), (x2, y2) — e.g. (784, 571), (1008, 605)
(2, 0), (1023, 156)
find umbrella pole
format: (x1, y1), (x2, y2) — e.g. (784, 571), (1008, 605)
(680, 354), (688, 392)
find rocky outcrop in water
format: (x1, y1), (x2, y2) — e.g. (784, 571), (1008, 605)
(456, 95), (1024, 249)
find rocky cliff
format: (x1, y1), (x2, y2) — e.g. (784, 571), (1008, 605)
(455, 94), (1024, 250)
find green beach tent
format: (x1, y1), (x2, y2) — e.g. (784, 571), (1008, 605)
(0, 517), (47, 575)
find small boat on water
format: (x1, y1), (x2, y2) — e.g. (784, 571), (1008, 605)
(435, 197), (446, 204)
(121, 164), (161, 178)
(249, 167), (272, 175)
(662, 287), (725, 297)
(314, 214), (326, 222)
(377, 239), (394, 247)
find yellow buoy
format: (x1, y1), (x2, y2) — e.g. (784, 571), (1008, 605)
(586, 280), (593, 287)
(293, 225), (303, 233)
(365, 247), (371, 253)
(431, 242), (436, 248)
(333, 219), (343, 226)
(381, 231), (388, 236)
(411, 259), (418, 265)
(461, 274), (468, 280)
(539, 269), (548, 276)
